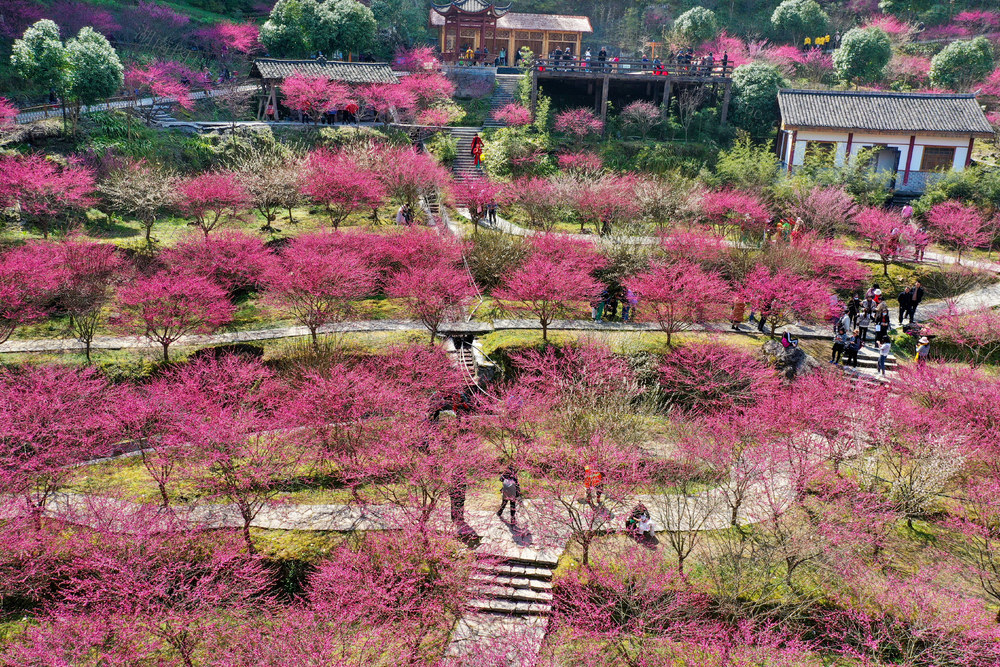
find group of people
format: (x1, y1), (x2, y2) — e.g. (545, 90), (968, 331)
(538, 46), (728, 76)
(460, 45), (508, 67)
(591, 286), (638, 323)
(495, 467), (655, 539)
(830, 282), (925, 374)
(394, 204), (416, 225)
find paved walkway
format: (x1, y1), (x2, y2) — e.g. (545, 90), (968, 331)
(456, 209), (1000, 275)
(0, 317), (887, 355)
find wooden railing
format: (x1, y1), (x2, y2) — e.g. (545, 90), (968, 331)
(533, 58), (733, 78)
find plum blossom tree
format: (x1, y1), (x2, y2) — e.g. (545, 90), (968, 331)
(491, 102), (532, 126)
(358, 82), (415, 123)
(627, 260), (730, 346)
(0, 365), (115, 528)
(658, 342), (781, 415)
(98, 160), (178, 245)
(263, 233), (377, 350)
(57, 239), (126, 362)
(0, 153), (95, 238)
(113, 271), (235, 361)
(700, 188), (770, 240)
(495, 246), (602, 341)
(176, 171), (250, 238)
(163, 231), (275, 295)
(454, 175), (502, 231)
(554, 107), (604, 147)
(854, 206), (906, 275)
(379, 146), (451, 212)
(193, 21), (261, 62)
(301, 149), (385, 230)
(124, 61), (203, 125)
(926, 201), (991, 263)
(740, 264), (829, 336)
(170, 357), (297, 553)
(281, 73), (352, 122)
(557, 151), (603, 176)
(503, 177), (568, 232)
(620, 100), (661, 139)
(573, 173), (642, 235)
(387, 261), (476, 343)
(0, 242), (63, 345)
(931, 305), (1000, 367)
(785, 184), (857, 237)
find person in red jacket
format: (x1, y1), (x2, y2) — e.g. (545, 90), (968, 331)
(471, 134), (484, 169)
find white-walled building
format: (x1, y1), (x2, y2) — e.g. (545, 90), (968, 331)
(776, 90), (995, 194)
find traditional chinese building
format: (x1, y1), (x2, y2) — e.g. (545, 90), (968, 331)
(777, 89), (994, 194)
(429, 0), (593, 62)
(248, 57), (398, 121)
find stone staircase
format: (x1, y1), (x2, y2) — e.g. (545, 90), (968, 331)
(446, 555), (556, 665)
(483, 74), (523, 129)
(467, 556), (556, 616)
(449, 126), (484, 181)
(840, 344), (897, 386)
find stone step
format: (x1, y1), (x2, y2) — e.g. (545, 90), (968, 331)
(467, 598), (551, 616)
(472, 584), (554, 603)
(471, 572), (554, 591)
(475, 561), (555, 580)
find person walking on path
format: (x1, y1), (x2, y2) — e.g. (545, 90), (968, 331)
(470, 133), (485, 170)
(497, 468), (520, 524)
(584, 465), (604, 504)
(622, 288), (638, 322)
(844, 329), (861, 367)
(878, 339), (892, 375)
(916, 336), (930, 368)
(897, 287), (913, 326)
(730, 300), (746, 331)
(830, 328), (846, 364)
(910, 281), (924, 321)
(858, 310), (871, 345)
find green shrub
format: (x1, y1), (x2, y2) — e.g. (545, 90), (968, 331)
(426, 131), (457, 166)
(466, 230), (528, 292)
(833, 28), (892, 85)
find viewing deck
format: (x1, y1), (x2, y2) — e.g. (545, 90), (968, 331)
(532, 58), (733, 82)
(529, 58), (734, 125)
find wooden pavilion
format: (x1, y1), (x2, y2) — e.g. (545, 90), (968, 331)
(248, 57), (398, 121)
(430, 0), (592, 62)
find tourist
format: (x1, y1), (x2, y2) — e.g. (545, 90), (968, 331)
(486, 200), (498, 225)
(605, 288), (619, 321)
(844, 329), (861, 367)
(916, 336), (930, 368)
(757, 305), (770, 334)
(497, 468), (520, 524)
(622, 288), (638, 322)
(781, 218), (792, 241)
(858, 310), (871, 345)
(878, 339), (892, 375)
(847, 293), (860, 327)
(901, 203), (913, 220)
(470, 133), (484, 169)
(590, 296), (603, 322)
(704, 51), (715, 73)
(625, 503), (650, 536)
(637, 513), (654, 539)
(499, 48), (506, 66)
(910, 281), (924, 321)
(781, 330), (799, 348)
(914, 228), (928, 262)
(897, 286), (913, 325)
(395, 205), (407, 226)
(830, 327), (846, 364)
(730, 300), (746, 331)
(721, 51), (729, 72)
(584, 465), (604, 504)
(874, 307), (891, 344)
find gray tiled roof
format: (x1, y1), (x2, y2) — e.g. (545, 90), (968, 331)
(429, 10), (593, 33)
(250, 59), (399, 84)
(431, 0), (512, 16)
(778, 89), (995, 137)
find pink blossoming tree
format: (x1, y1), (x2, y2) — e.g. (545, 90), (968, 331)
(176, 171), (250, 238)
(113, 271), (235, 361)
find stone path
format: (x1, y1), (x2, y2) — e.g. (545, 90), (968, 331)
(15, 86), (255, 124)
(457, 208), (1000, 278)
(0, 317), (895, 355)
